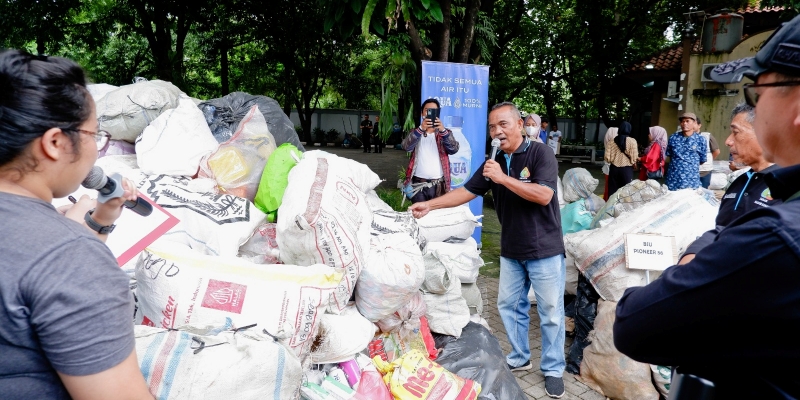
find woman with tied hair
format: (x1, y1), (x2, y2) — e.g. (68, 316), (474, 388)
(0, 50), (153, 399)
(602, 127), (619, 200)
(638, 126), (668, 181)
(604, 121), (638, 198)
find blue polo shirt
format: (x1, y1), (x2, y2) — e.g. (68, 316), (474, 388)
(614, 163), (800, 398)
(464, 138), (564, 260)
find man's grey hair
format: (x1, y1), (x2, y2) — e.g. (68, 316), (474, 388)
(491, 102), (522, 120)
(731, 102), (755, 124)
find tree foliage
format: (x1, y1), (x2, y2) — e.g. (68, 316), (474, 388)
(0, 0), (772, 145)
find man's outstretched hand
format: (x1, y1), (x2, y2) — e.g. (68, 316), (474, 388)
(409, 201), (431, 219)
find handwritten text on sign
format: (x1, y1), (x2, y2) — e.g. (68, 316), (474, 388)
(624, 233), (678, 271)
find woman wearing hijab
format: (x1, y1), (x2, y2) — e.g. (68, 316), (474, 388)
(523, 114), (543, 142)
(0, 50), (153, 398)
(638, 126), (668, 181)
(602, 127), (619, 200)
(604, 121), (638, 198)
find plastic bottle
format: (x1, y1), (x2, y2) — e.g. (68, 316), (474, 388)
(327, 367), (348, 386)
(338, 358), (361, 388)
(447, 115), (472, 188)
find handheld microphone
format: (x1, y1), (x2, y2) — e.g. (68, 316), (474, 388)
(486, 138), (501, 181)
(82, 166), (153, 217)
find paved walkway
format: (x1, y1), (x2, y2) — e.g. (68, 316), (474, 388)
(480, 276), (606, 400)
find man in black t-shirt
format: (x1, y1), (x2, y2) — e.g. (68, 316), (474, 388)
(410, 102), (566, 399)
(360, 114), (372, 153)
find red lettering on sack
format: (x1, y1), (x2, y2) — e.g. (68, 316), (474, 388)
(335, 181), (359, 205)
(201, 279), (247, 314)
(141, 315), (155, 327)
(402, 364), (437, 398)
(160, 296), (176, 329)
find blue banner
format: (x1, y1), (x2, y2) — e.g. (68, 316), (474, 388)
(421, 61), (490, 244)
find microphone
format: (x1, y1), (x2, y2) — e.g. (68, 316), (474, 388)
(82, 166), (153, 217)
(486, 138), (501, 181)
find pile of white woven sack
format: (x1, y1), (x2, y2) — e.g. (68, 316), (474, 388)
(59, 79), (500, 400)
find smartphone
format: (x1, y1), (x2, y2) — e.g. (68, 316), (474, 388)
(425, 108), (440, 126)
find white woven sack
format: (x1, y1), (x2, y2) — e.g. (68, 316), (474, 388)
(579, 300), (659, 400)
(134, 243), (342, 358)
(421, 266), (471, 338)
(87, 83), (118, 103)
(566, 189), (718, 301)
(310, 305), (377, 364)
(415, 206), (482, 243)
(371, 209), (427, 251)
(366, 190), (393, 212)
(303, 150), (381, 193)
(136, 97), (219, 176)
(562, 168), (599, 202)
(96, 80), (183, 142)
(709, 172), (728, 190)
(277, 156), (373, 314)
(425, 237), (484, 284)
(131, 173), (267, 257)
(355, 233), (425, 322)
(592, 179), (668, 228)
(557, 176), (566, 209)
(135, 324), (302, 400)
(566, 253), (579, 295)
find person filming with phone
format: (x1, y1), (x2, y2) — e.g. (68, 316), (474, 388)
(400, 98), (459, 203)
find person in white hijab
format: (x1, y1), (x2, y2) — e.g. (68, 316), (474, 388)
(523, 114), (543, 142)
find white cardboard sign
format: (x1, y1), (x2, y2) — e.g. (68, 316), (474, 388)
(624, 233), (678, 271)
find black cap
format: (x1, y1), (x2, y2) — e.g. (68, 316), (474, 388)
(711, 15), (800, 83)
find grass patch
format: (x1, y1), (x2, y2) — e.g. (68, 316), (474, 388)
(478, 195), (501, 278)
(375, 187), (409, 211)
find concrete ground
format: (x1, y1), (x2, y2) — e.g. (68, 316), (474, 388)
(321, 144), (607, 399)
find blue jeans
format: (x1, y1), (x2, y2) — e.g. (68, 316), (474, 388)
(498, 254), (566, 377)
(699, 173), (711, 189)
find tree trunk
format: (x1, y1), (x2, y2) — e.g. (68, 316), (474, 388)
(455, 0), (481, 63)
(220, 42), (230, 95)
(543, 77), (558, 136)
(36, 34), (45, 55)
(434, 0), (452, 62)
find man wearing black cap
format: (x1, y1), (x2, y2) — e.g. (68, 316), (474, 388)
(614, 16), (800, 399)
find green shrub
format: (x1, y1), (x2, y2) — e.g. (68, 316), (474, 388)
(326, 128), (341, 143)
(312, 127), (326, 143)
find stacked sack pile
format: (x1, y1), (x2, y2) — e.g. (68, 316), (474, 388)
(66, 79), (527, 399)
(559, 176), (720, 399)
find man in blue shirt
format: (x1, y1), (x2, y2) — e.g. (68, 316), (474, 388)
(665, 112), (707, 190)
(539, 117), (549, 144)
(614, 16), (800, 398)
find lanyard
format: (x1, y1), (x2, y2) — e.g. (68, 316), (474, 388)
(734, 171), (755, 211)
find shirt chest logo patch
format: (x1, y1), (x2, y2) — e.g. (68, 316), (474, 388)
(761, 188), (773, 201)
(520, 167), (530, 179)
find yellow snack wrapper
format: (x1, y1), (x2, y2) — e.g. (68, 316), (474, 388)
(373, 350), (480, 400)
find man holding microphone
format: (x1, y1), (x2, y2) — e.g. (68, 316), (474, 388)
(410, 102), (566, 398)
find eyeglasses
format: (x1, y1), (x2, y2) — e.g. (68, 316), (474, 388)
(743, 81), (800, 107)
(67, 128), (111, 151)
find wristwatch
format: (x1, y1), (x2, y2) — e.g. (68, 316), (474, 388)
(84, 210), (116, 234)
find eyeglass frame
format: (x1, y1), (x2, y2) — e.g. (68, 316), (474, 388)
(64, 128), (111, 151)
(743, 80), (800, 107)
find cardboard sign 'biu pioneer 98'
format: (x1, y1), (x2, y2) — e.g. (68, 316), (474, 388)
(624, 233), (678, 271)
